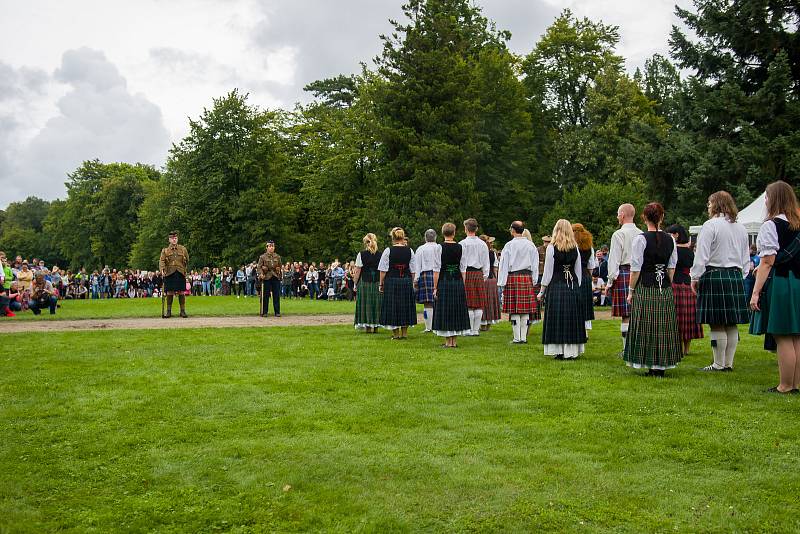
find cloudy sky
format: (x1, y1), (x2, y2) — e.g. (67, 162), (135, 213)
(0, 0), (686, 208)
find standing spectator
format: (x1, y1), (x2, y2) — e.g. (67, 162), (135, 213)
(17, 261), (33, 292)
(235, 266), (246, 297)
(317, 262), (327, 299)
(281, 264), (293, 298)
(90, 270), (100, 299)
(201, 267), (212, 296)
(246, 262), (257, 297)
(305, 265), (319, 299)
(691, 191), (750, 372)
(744, 243), (760, 301)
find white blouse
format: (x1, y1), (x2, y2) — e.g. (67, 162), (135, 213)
(629, 234), (678, 272)
(690, 215), (750, 279)
(539, 244), (583, 289)
(458, 235), (490, 279)
(414, 242), (441, 279)
(378, 246), (417, 274)
(497, 237), (539, 287)
(756, 214), (787, 257)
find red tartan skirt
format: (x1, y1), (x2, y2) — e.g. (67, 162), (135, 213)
(503, 273), (537, 315)
(672, 282), (704, 341)
(611, 265), (632, 318)
(464, 270), (488, 309)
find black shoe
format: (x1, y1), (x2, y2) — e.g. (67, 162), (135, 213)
(260, 314), (268, 317)
(700, 364), (725, 372)
(723, 367), (733, 372)
(275, 313), (281, 317)
(554, 354), (564, 360)
(766, 386), (792, 394)
(791, 389), (799, 394)
(163, 313), (172, 319)
(179, 311), (188, 318)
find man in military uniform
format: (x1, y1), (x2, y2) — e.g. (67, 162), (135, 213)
(159, 231), (189, 318)
(257, 240), (283, 317)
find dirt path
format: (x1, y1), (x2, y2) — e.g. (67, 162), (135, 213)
(0, 309), (614, 334)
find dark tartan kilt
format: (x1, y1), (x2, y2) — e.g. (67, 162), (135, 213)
(464, 270), (488, 309)
(531, 282), (542, 321)
(751, 272), (800, 337)
(542, 281), (586, 345)
(163, 271), (186, 292)
(624, 285), (683, 369)
(673, 282), (704, 341)
(354, 280), (381, 327)
(611, 266), (632, 317)
(416, 270), (435, 304)
(482, 277), (501, 323)
(379, 276), (417, 328)
(580, 271), (594, 322)
(503, 273), (537, 315)
(696, 268), (749, 325)
(432, 276), (471, 334)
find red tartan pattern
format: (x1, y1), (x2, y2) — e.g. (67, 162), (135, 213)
(503, 273), (537, 315)
(464, 270), (488, 309)
(611, 265), (632, 317)
(482, 277), (501, 323)
(672, 282), (704, 341)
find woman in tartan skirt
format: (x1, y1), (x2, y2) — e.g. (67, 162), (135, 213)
(379, 227), (417, 339)
(353, 233), (382, 333)
(538, 220), (587, 359)
(690, 191), (750, 372)
(666, 224), (703, 354)
(749, 181), (800, 394)
(415, 229), (440, 332)
(433, 223), (472, 347)
(498, 221), (540, 344)
(572, 223), (597, 332)
(623, 203), (682, 376)
(479, 234), (501, 331)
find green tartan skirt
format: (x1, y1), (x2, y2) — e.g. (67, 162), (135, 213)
(696, 268), (749, 325)
(354, 280), (381, 328)
(750, 272), (800, 336)
(624, 285), (683, 369)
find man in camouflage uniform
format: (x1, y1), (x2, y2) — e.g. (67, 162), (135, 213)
(257, 240), (283, 317)
(159, 230), (189, 318)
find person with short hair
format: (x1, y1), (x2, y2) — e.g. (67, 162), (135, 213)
(538, 220), (587, 359)
(691, 191), (750, 371)
(623, 203), (682, 375)
(28, 272), (58, 315)
(498, 221), (539, 344)
(605, 204), (643, 352)
(378, 227), (417, 339)
(257, 241), (283, 317)
(459, 218), (490, 336)
(159, 230), (189, 318)
(665, 223), (704, 354)
(750, 181), (800, 393)
(354, 233), (383, 333)
(432, 222), (471, 347)
(414, 229), (440, 332)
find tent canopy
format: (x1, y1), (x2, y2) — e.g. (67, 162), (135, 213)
(689, 191), (766, 236)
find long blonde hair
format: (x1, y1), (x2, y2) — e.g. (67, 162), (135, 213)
(363, 233), (378, 254)
(551, 219), (577, 252)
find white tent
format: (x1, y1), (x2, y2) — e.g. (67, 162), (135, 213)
(689, 191), (766, 238)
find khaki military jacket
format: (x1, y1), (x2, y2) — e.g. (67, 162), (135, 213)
(258, 252), (282, 280)
(159, 244), (189, 276)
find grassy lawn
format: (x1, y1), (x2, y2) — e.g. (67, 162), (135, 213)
(7, 295), (362, 321)
(2, 321), (799, 532)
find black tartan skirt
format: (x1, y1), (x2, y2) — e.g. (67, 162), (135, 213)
(379, 276), (417, 328)
(624, 285), (683, 369)
(696, 268), (749, 325)
(163, 271), (186, 292)
(542, 280), (587, 345)
(432, 276), (471, 335)
(580, 271), (594, 322)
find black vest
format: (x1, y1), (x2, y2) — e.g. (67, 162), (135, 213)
(673, 247), (693, 285)
(488, 250), (496, 279)
(637, 231), (674, 288)
(550, 247), (579, 287)
(360, 250), (381, 282)
(387, 246), (412, 278)
(579, 248), (592, 274)
(440, 242), (463, 280)
(773, 218), (800, 278)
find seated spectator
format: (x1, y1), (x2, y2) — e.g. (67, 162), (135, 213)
(327, 284), (336, 300)
(7, 282), (24, 312)
(29, 273), (58, 315)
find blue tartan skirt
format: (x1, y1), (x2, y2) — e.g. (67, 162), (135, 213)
(696, 268), (749, 325)
(416, 270), (435, 304)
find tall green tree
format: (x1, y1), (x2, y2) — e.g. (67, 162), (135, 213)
(0, 197), (62, 264)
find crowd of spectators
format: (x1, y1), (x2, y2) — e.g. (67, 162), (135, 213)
(0, 251), (358, 318)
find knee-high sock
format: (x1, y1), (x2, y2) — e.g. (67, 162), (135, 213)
(166, 294), (173, 313)
(467, 309), (475, 332)
(724, 326), (739, 368)
(709, 329), (727, 369)
(178, 294), (186, 312)
(511, 314), (522, 341)
(620, 322), (629, 349)
(471, 309), (483, 334)
(520, 315), (529, 342)
(424, 305), (433, 331)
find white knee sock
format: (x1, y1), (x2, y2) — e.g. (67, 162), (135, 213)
(511, 315), (521, 341)
(724, 326), (739, 368)
(710, 330), (728, 369)
(472, 309), (483, 335)
(520, 315), (528, 342)
(621, 322), (629, 350)
(467, 309), (475, 333)
(424, 306), (433, 331)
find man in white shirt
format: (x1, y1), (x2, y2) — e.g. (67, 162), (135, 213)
(414, 229), (441, 332)
(604, 203), (643, 351)
(498, 221), (540, 343)
(459, 218), (490, 335)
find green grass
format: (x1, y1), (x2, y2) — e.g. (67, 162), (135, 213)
(2, 321), (799, 532)
(9, 295), (362, 321)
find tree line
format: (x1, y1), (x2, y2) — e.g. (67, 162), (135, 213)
(1, 0), (797, 270)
